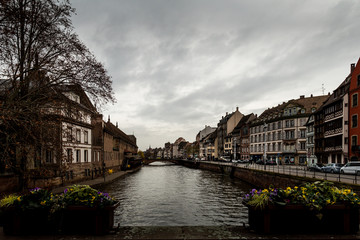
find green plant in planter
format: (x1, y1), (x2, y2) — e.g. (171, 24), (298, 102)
(60, 185), (117, 208)
(0, 194), (19, 208)
(243, 181), (360, 211)
(0, 188), (54, 211)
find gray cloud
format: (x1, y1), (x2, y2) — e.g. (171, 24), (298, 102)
(71, 0), (360, 150)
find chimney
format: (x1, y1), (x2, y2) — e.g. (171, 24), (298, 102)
(116, 122), (118, 128)
(108, 115), (110, 122)
(351, 63), (355, 73)
(226, 112), (228, 116)
(311, 94), (313, 97)
(236, 106), (239, 111)
(328, 92), (330, 95)
(300, 95), (305, 99)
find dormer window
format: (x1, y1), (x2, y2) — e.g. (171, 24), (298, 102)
(311, 107), (316, 113)
(74, 95), (80, 103)
(301, 109), (305, 114)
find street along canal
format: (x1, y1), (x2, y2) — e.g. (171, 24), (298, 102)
(100, 162), (253, 226)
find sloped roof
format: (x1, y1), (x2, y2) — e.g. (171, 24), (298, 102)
(252, 95), (329, 125)
(320, 74), (351, 109)
(104, 121), (137, 147)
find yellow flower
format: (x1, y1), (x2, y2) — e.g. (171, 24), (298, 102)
(17, 197), (21, 202)
(40, 200), (46, 206)
(108, 169), (113, 174)
(326, 199), (331, 204)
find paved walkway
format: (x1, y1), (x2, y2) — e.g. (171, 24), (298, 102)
(1, 226), (360, 239)
(51, 168), (139, 194)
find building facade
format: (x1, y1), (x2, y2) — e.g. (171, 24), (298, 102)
(349, 59), (360, 161)
(315, 71), (351, 164)
(250, 95), (328, 164)
(216, 107), (243, 157)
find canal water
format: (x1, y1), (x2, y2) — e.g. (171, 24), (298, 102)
(100, 162), (253, 226)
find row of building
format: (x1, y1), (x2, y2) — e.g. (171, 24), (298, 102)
(153, 58), (360, 166)
(0, 84), (138, 192)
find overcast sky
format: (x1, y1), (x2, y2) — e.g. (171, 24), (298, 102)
(71, 0), (360, 151)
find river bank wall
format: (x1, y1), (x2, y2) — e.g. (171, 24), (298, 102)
(176, 160), (360, 192)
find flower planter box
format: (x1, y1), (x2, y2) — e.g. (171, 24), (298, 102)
(246, 204), (359, 234)
(2, 202), (119, 235)
(2, 207), (56, 235)
(59, 202), (119, 235)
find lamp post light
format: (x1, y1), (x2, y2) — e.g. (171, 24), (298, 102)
(263, 123), (267, 170)
(233, 137), (237, 160)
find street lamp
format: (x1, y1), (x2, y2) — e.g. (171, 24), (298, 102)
(233, 137), (237, 160)
(263, 123), (267, 170)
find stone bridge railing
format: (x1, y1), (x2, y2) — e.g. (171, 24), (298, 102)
(143, 159), (181, 165)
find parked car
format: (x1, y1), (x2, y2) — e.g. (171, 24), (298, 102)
(307, 163), (323, 172)
(256, 159), (265, 165)
(219, 156), (231, 162)
(266, 159), (277, 165)
(340, 161), (360, 174)
(321, 163), (343, 173)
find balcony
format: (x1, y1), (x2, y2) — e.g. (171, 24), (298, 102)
(282, 149), (297, 153)
(324, 146), (342, 152)
(324, 128), (342, 137)
(324, 110), (343, 122)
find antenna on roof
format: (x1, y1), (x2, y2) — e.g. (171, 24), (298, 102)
(322, 84), (325, 95)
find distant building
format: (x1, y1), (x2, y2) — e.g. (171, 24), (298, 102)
(217, 107), (244, 157)
(198, 125), (217, 158)
(348, 59), (360, 161)
(314, 68), (351, 164)
(230, 113), (256, 160)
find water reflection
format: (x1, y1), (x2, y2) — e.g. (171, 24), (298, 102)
(100, 162), (253, 226)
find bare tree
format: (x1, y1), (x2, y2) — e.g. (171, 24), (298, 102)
(0, 0), (115, 190)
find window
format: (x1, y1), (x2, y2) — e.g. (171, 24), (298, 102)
(357, 75), (360, 87)
(84, 131), (88, 144)
(76, 150), (81, 163)
(352, 114), (358, 128)
(278, 121), (282, 129)
(290, 120), (294, 127)
(46, 150), (53, 163)
(67, 149), (73, 162)
(351, 135), (357, 146)
(84, 150), (88, 162)
(300, 129), (306, 138)
(67, 127), (73, 142)
(300, 142), (306, 150)
(352, 94), (358, 107)
(76, 129), (81, 142)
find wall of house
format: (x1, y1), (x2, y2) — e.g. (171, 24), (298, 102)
(103, 132), (121, 170)
(227, 109), (244, 135)
(349, 59), (360, 160)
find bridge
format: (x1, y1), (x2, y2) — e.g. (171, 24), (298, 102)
(143, 158), (182, 165)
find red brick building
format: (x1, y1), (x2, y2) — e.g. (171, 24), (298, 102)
(349, 58), (360, 161)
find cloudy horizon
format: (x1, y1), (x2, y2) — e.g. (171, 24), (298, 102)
(70, 0), (360, 150)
